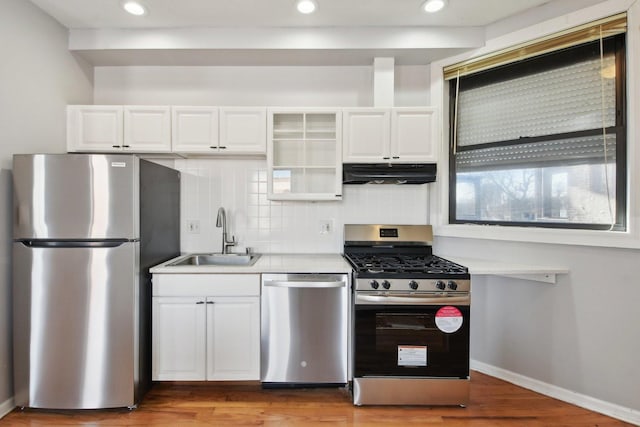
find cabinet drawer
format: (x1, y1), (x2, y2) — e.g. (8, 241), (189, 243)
(152, 274), (260, 296)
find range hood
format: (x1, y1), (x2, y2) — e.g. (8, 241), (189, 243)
(343, 163), (437, 185)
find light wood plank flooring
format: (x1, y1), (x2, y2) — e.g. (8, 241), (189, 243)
(0, 372), (633, 426)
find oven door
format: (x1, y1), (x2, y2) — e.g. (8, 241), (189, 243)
(354, 294), (470, 379)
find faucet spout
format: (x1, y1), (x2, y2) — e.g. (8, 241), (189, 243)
(215, 207), (236, 254)
(216, 207), (225, 228)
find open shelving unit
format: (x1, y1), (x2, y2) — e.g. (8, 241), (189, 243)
(267, 109), (342, 200)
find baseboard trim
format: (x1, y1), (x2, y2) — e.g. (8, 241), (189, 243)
(471, 359), (640, 426)
(0, 396), (15, 419)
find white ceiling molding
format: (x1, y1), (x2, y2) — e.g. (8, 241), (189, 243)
(69, 26), (485, 66)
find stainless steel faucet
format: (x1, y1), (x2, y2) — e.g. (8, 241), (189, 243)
(216, 207), (237, 254)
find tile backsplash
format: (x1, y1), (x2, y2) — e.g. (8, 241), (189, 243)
(175, 158), (430, 254)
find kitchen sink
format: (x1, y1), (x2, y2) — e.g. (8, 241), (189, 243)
(168, 253), (261, 267)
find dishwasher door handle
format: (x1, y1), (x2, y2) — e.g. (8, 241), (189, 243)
(263, 280), (345, 289)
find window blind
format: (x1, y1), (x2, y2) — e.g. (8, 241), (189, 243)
(456, 51), (616, 148)
(455, 134), (617, 171)
(443, 13), (626, 81)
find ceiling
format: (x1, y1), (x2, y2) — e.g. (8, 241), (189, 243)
(30, 0), (554, 29)
(27, 0), (604, 66)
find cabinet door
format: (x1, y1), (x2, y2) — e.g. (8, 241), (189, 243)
(66, 105), (123, 152)
(391, 107), (438, 162)
(152, 297), (206, 381)
(124, 106), (171, 152)
(219, 107), (267, 154)
(172, 106), (219, 153)
(206, 297), (260, 380)
(342, 108), (390, 162)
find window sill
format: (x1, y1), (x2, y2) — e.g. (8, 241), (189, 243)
(447, 256), (569, 284)
(434, 223), (640, 250)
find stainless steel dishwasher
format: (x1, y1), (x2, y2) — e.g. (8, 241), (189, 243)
(261, 273), (349, 387)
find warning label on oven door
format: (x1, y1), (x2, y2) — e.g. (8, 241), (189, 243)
(435, 306), (463, 333)
(398, 345), (427, 366)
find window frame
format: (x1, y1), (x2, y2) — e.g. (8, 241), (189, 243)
(447, 34), (627, 231)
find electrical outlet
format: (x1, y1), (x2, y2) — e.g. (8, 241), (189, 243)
(187, 220), (200, 234)
(319, 219), (333, 235)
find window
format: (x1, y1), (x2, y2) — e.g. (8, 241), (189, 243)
(448, 31), (626, 231)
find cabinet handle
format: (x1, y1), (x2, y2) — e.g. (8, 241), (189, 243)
(392, 156), (400, 159)
(123, 145), (130, 148)
(206, 301), (214, 304)
(196, 301), (205, 305)
(382, 157), (390, 160)
(112, 145), (121, 148)
(219, 146), (227, 149)
(209, 146), (217, 149)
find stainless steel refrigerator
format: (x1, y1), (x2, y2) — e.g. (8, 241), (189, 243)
(12, 153), (180, 409)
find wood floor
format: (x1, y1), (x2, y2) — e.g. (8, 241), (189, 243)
(0, 372), (633, 426)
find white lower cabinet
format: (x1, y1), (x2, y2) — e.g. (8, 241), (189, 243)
(206, 297), (260, 380)
(153, 296), (207, 380)
(152, 274), (260, 381)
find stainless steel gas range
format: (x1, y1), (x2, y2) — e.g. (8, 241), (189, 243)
(343, 224), (471, 406)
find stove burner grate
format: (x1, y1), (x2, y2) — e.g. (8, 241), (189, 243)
(345, 253), (468, 276)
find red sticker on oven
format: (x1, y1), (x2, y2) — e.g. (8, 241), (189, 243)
(435, 306), (463, 333)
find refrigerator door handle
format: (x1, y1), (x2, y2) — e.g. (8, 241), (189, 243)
(18, 239), (130, 248)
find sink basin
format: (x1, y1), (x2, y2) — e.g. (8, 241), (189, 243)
(168, 253), (261, 267)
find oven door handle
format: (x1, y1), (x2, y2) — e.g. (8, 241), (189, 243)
(355, 293), (470, 306)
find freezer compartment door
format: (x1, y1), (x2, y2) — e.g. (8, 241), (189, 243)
(13, 154), (138, 240)
(261, 274), (348, 384)
(13, 241), (137, 409)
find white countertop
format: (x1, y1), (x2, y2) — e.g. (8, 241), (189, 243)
(150, 252), (568, 284)
(150, 253), (353, 274)
(447, 257), (569, 284)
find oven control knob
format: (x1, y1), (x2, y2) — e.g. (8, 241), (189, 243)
(370, 280), (379, 290)
(381, 280), (391, 290)
(409, 280), (419, 290)
(448, 281), (458, 290)
(435, 280), (446, 290)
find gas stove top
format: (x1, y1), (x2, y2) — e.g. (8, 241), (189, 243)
(343, 224), (470, 293)
(344, 253), (468, 277)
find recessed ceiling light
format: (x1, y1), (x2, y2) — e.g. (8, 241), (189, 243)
(297, 0), (317, 14)
(422, 0), (447, 13)
(122, 1), (147, 16)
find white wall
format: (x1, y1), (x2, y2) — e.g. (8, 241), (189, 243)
(94, 64), (430, 107)
(429, 0), (640, 421)
(435, 237), (640, 412)
(0, 0), (93, 417)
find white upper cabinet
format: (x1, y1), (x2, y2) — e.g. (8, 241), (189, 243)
(267, 108), (343, 201)
(67, 105), (124, 152)
(343, 107), (438, 163)
(123, 106), (172, 152)
(342, 109), (390, 162)
(67, 105), (171, 153)
(171, 106), (219, 153)
(219, 107), (267, 154)
(391, 107), (438, 161)
(69, 105), (266, 155)
(171, 106), (266, 154)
